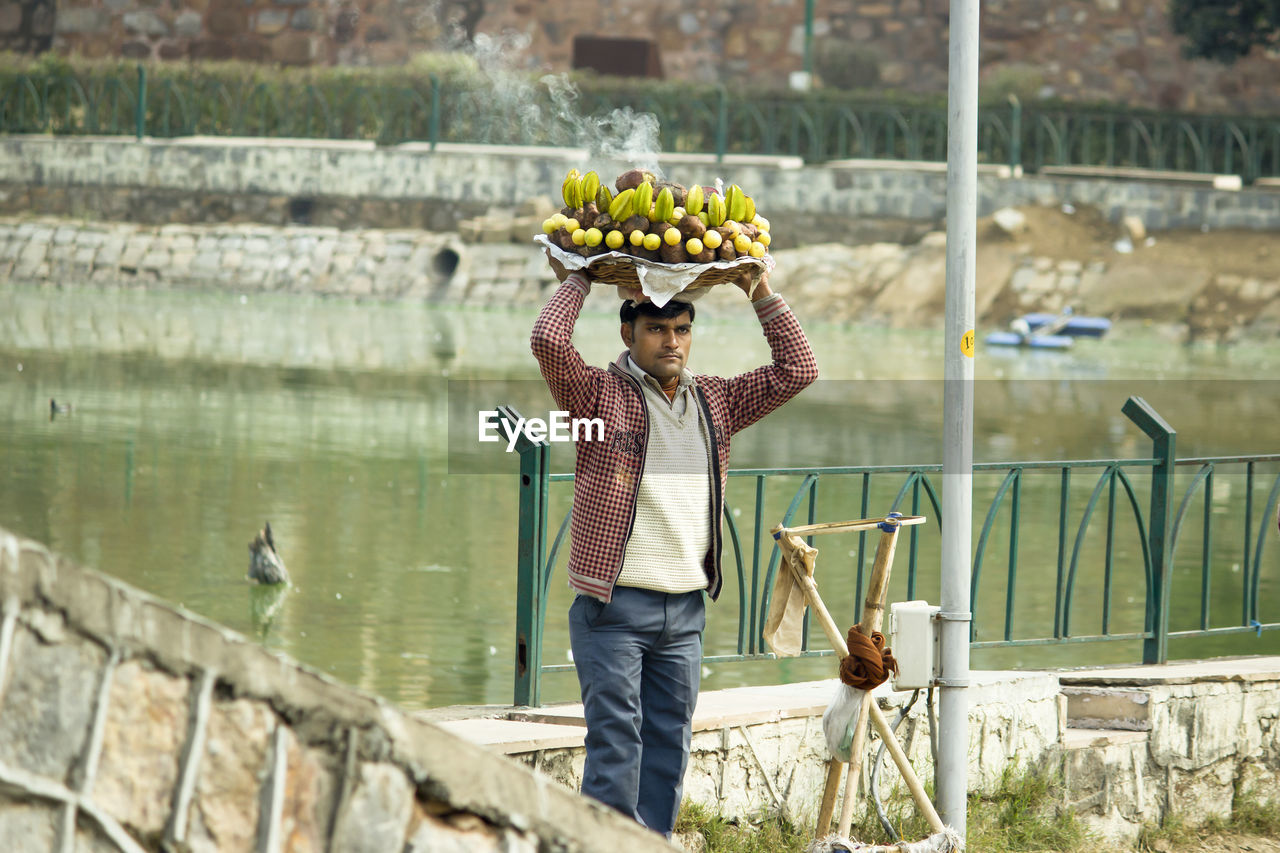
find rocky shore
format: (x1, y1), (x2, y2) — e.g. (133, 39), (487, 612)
(3, 203), (1277, 343)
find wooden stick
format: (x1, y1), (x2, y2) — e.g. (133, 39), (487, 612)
(777, 515), (926, 538)
(835, 525), (900, 838)
(775, 521), (942, 839)
(867, 703), (946, 834)
(772, 528), (848, 836)
(817, 760), (844, 834)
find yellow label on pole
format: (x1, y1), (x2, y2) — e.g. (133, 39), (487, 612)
(961, 329), (975, 358)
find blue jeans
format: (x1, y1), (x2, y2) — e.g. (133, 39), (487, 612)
(569, 586), (706, 836)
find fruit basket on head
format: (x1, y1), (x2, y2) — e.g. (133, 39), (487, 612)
(536, 167), (774, 307)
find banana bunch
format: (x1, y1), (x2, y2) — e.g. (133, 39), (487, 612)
(541, 167), (772, 266)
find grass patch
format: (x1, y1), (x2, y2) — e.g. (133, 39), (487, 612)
(675, 801), (810, 853)
(677, 764), (1095, 853)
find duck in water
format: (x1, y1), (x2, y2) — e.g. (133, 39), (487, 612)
(49, 398), (73, 418)
(248, 521), (290, 585)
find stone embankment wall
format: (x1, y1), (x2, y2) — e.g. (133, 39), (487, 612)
(511, 662), (1280, 845)
(4, 137), (1280, 236)
(516, 672), (1065, 830)
(7, 215), (1280, 343)
(0, 524), (673, 853)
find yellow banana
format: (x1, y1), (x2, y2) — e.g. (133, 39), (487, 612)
(685, 184), (704, 217)
(654, 187), (675, 224)
(632, 181), (654, 220)
(609, 188), (635, 222)
(580, 171), (600, 208)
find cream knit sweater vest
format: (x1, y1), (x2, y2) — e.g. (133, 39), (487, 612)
(616, 361), (712, 593)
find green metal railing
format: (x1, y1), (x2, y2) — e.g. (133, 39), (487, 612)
(3, 66), (1279, 180)
(506, 397), (1280, 707)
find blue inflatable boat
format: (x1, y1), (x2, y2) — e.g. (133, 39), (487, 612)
(985, 310), (1111, 350)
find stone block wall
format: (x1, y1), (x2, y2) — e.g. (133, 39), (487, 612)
(0, 0), (54, 53)
(22, 0), (1280, 115)
(1061, 671), (1280, 842)
(517, 672), (1064, 828)
(481, 0), (1280, 115)
(0, 525), (673, 853)
(3, 137), (1280, 236)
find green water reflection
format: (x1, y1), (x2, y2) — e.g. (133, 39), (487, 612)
(2, 285), (1278, 709)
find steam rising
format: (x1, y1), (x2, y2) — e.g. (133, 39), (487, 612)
(539, 75), (662, 170)
(453, 31), (664, 172)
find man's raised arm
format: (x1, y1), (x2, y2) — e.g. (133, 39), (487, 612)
(530, 256), (598, 415)
(718, 270), (819, 433)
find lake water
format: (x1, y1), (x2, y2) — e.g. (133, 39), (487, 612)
(2, 284), (1278, 709)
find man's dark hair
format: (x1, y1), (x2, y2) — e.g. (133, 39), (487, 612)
(619, 299), (695, 327)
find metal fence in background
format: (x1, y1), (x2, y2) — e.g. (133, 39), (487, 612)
(505, 397), (1280, 708)
(3, 66), (1279, 181)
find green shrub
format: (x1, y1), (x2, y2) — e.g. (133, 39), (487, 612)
(0, 51), (1274, 177)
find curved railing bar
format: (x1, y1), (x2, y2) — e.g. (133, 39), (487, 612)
(1173, 119), (1207, 172)
(1247, 471), (1280, 624)
(887, 471), (921, 514)
(1112, 467), (1155, 629)
(835, 107), (865, 159)
(154, 79), (192, 137)
(1128, 119), (1158, 168)
(1034, 113), (1066, 166)
(0, 75), (43, 131)
(1170, 463), (1214, 560)
(49, 76), (90, 133)
(1063, 466), (1117, 636)
(1222, 121), (1250, 176)
(298, 84), (335, 139)
(918, 473), (943, 528)
(201, 81), (235, 136)
(721, 502), (751, 654)
(727, 100), (772, 155)
(541, 508), (572, 603)
(970, 468), (1021, 636)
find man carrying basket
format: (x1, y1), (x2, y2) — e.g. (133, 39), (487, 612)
(530, 256), (818, 837)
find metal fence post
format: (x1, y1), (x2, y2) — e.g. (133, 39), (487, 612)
(715, 86), (728, 164)
(1008, 94), (1022, 176)
(135, 64), (147, 141)
(501, 406), (550, 707)
(428, 74), (440, 151)
(1122, 396), (1176, 664)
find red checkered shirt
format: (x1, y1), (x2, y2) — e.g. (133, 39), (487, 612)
(530, 273), (819, 602)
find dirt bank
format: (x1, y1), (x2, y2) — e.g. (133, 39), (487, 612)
(766, 203), (1280, 343)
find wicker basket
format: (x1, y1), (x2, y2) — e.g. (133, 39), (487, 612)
(535, 234), (770, 298)
(587, 258), (754, 289)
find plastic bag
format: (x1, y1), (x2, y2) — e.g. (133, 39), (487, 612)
(822, 682), (866, 762)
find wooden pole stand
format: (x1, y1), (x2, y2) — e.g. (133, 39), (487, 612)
(771, 515), (942, 840)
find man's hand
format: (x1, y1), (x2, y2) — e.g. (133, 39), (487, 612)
(546, 250), (574, 284)
(616, 284), (649, 303)
(734, 268), (773, 302)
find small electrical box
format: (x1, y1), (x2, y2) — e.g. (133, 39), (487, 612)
(889, 600), (940, 690)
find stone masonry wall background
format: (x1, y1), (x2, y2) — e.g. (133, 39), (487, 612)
(4, 138), (1280, 235)
(0, 524), (674, 853)
(7, 0), (1280, 115)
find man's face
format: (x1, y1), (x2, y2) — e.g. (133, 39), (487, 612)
(621, 312), (693, 382)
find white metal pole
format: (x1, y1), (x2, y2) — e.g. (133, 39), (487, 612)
(939, 0), (979, 838)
